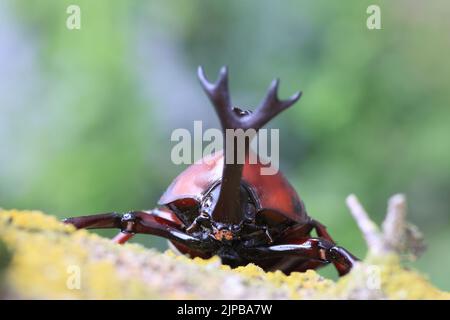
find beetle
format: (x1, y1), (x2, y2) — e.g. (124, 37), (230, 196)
(64, 66), (358, 276)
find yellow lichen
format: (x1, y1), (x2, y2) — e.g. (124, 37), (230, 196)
(0, 209), (448, 299)
(371, 254), (448, 300)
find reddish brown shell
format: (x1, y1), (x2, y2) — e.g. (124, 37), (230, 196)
(158, 151), (308, 224)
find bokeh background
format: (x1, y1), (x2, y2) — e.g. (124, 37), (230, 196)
(1, 0), (449, 290)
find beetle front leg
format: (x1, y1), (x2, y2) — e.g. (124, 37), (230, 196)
(63, 212), (134, 244)
(63, 209), (204, 249)
(63, 212), (122, 229)
(245, 238), (357, 276)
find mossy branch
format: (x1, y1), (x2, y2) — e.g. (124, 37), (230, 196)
(0, 195), (448, 299)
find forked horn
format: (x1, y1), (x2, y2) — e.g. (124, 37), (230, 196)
(197, 66), (302, 224)
(198, 66), (302, 132)
(248, 78), (302, 130)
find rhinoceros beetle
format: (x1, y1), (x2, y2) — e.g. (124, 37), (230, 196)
(64, 66), (358, 276)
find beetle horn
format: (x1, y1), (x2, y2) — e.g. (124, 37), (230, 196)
(198, 66), (243, 224)
(198, 66), (302, 224)
(198, 66), (302, 132)
(198, 66), (239, 130)
(248, 78), (302, 130)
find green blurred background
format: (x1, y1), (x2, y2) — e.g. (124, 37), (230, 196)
(1, 0), (449, 290)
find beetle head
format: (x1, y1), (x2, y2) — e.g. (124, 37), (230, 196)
(188, 183), (257, 242)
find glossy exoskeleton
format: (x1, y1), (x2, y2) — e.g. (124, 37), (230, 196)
(64, 66), (358, 276)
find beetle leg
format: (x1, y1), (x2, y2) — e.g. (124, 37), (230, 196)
(63, 209), (205, 249)
(311, 219), (336, 243)
(265, 256), (327, 274)
(63, 212), (123, 229)
(244, 237), (357, 276)
(278, 220), (359, 276)
(112, 232), (135, 244)
(310, 219), (359, 276)
(296, 260), (327, 272)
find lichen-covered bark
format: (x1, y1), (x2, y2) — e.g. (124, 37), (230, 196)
(0, 209), (448, 299)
